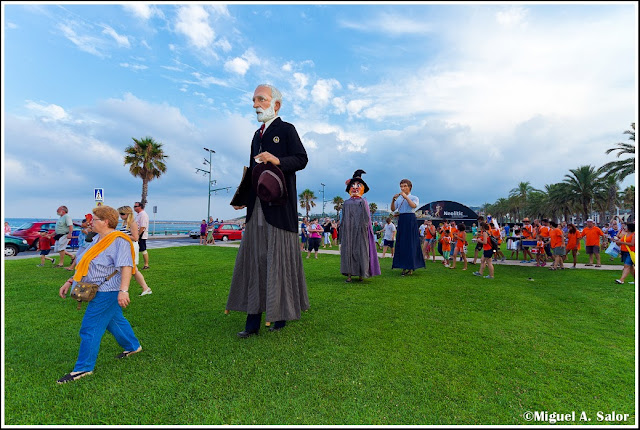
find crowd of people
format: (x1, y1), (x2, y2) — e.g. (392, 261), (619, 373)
(34, 82), (633, 386)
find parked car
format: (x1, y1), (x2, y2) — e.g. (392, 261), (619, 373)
(10, 220), (82, 250)
(211, 223), (244, 241)
(190, 223), (244, 241)
(4, 235), (30, 257)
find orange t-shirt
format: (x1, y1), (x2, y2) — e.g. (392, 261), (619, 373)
(490, 227), (501, 244)
(425, 226), (436, 240)
(539, 226), (550, 239)
(566, 230), (582, 250)
(620, 233), (635, 252)
(536, 240), (545, 253)
(521, 225), (533, 239)
(549, 228), (563, 248)
(482, 231), (492, 251)
(581, 226), (604, 246)
(441, 235), (452, 252)
(455, 231), (466, 248)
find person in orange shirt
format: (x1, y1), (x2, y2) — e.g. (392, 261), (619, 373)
(539, 219), (553, 262)
(565, 223), (582, 268)
(519, 218), (535, 263)
(451, 223), (468, 270)
(449, 221), (459, 264)
(472, 222), (495, 279)
(471, 216), (485, 265)
(440, 230), (452, 268)
(490, 223), (505, 262)
(548, 220), (565, 270)
(581, 219), (605, 267)
(422, 220), (437, 262)
(614, 223), (635, 284)
(534, 235), (546, 267)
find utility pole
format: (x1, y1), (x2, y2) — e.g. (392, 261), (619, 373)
(195, 147), (216, 221)
(320, 183), (326, 218)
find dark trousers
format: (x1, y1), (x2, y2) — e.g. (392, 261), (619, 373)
(245, 313), (286, 332)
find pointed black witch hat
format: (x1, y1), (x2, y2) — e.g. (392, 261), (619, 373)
(345, 169), (370, 193)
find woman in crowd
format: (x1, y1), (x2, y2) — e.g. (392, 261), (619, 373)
(565, 223), (582, 268)
(57, 205), (142, 384)
(117, 206), (152, 296)
(390, 179), (425, 276)
(615, 223), (635, 285)
(473, 222), (495, 279)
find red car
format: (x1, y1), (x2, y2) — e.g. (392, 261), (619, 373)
(10, 220), (81, 250)
(212, 223), (244, 241)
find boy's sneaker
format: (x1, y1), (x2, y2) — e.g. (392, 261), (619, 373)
(520, 260), (528, 263)
(472, 271), (482, 277)
(484, 275), (494, 279)
(36, 264), (44, 267)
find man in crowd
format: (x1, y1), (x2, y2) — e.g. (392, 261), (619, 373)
(54, 205), (75, 268)
(582, 218), (605, 267)
(134, 202), (150, 269)
(226, 83), (309, 337)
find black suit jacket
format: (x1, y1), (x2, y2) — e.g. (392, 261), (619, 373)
(242, 117), (307, 233)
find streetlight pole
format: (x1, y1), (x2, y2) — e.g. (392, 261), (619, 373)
(320, 183), (326, 218)
(195, 147), (216, 221)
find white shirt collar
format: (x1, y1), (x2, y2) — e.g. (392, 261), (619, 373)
(262, 116), (278, 132)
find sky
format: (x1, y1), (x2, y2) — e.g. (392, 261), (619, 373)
(1, 1), (638, 222)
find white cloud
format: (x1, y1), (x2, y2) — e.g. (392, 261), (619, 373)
(122, 4), (162, 20)
(175, 5), (215, 49)
(58, 22), (104, 57)
(311, 78), (341, 106)
(102, 25), (131, 48)
(224, 49), (260, 76)
(340, 12), (434, 35)
(496, 6), (529, 28)
(24, 100), (69, 121)
(120, 63), (148, 71)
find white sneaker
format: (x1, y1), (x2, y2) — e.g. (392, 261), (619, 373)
(140, 289), (153, 296)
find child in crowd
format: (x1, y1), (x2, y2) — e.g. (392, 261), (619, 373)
(535, 235), (546, 267)
(450, 224), (468, 270)
(440, 230), (452, 268)
(306, 218), (323, 259)
(36, 230), (55, 267)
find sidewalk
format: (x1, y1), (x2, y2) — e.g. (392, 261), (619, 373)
(215, 242), (622, 271)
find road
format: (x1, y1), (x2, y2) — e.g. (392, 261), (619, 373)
(4, 236), (240, 261)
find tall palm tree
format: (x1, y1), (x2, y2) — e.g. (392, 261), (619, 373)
(546, 182), (574, 223)
(563, 165), (604, 222)
(369, 202), (378, 216)
(509, 181), (539, 221)
(124, 137), (168, 207)
(598, 123), (635, 181)
(620, 185), (635, 217)
(332, 196), (344, 214)
(299, 189), (317, 218)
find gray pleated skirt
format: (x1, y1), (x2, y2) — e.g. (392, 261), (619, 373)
(226, 197), (309, 322)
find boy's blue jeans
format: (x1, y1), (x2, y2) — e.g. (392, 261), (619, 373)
(73, 291), (140, 372)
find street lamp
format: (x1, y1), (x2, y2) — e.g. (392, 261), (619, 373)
(319, 183), (327, 218)
(195, 147), (216, 221)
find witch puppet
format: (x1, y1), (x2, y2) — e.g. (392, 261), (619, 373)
(339, 170), (382, 283)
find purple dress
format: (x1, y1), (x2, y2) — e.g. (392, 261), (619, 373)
(339, 197), (381, 278)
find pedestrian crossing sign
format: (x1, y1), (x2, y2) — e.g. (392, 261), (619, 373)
(94, 188), (104, 201)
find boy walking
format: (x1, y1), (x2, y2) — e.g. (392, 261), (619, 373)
(37, 230), (55, 266)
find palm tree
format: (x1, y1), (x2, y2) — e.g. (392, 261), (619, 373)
(124, 137), (168, 207)
(369, 202), (378, 216)
(546, 182), (574, 223)
(332, 196), (344, 214)
(299, 189), (317, 218)
(509, 181), (539, 221)
(563, 165), (604, 222)
(598, 123), (635, 181)
(620, 185), (635, 216)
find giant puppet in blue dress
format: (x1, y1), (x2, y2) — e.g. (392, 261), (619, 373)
(340, 170), (381, 283)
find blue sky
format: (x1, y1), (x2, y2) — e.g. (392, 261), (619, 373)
(2, 2), (637, 221)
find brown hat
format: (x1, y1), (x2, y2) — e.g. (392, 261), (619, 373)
(252, 162), (288, 205)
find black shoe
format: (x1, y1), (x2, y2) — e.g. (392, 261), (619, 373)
(268, 326), (284, 332)
(237, 330), (259, 338)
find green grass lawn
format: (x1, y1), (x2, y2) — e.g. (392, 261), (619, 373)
(3, 246), (635, 425)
